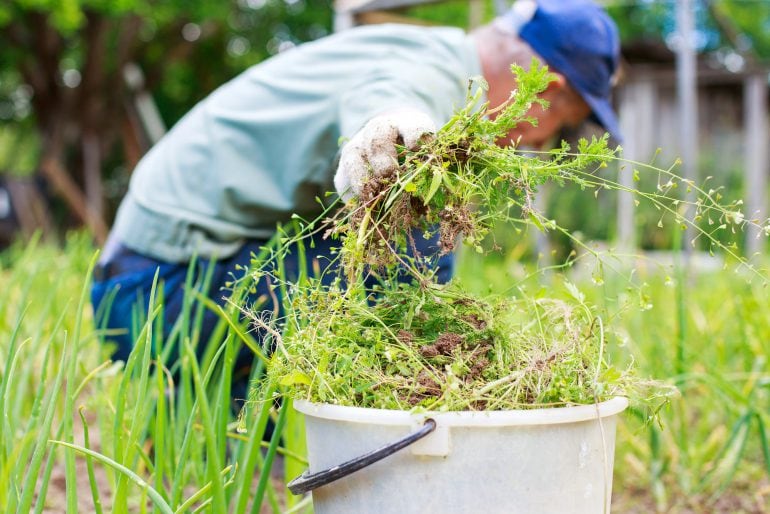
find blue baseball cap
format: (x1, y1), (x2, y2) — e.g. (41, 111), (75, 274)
(496, 0), (623, 142)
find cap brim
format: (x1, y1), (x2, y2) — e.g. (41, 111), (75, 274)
(582, 90), (623, 144)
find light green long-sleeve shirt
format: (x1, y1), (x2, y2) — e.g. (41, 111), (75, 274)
(112, 23), (482, 262)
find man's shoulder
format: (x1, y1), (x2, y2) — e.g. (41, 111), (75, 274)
(341, 23), (467, 48)
(347, 22), (464, 37)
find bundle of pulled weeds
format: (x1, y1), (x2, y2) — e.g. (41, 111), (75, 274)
(326, 65), (616, 280)
(266, 280), (639, 411)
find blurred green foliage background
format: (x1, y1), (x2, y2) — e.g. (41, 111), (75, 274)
(0, 0), (768, 255)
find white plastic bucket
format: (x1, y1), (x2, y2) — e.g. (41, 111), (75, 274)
(294, 397), (628, 514)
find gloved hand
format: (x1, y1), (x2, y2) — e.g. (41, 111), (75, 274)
(334, 108), (436, 202)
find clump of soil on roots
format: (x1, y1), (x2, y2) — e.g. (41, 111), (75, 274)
(338, 142), (480, 275)
(419, 332), (464, 357)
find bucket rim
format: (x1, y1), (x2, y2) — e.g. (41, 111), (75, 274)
(294, 396), (629, 427)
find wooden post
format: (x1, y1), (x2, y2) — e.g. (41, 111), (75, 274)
(744, 73), (769, 255)
(493, 0), (508, 16)
(5, 177), (54, 240)
(618, 85), (637, 253)
(123, 63), (166, 145)
(618, 78), (656, 252)
(676, 0), (698, 253)
(334, 0), (357, 31)
(83, 132), (104, 228)
(334, 0), (468, 30)
(468, 0), (483, 29)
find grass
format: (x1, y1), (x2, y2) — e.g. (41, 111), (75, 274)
(0, 232), (307, 513)
(458, 246), (770, 512)
(1, 231), (768, 512)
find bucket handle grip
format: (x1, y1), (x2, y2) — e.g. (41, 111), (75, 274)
(287, 418), (437, 495)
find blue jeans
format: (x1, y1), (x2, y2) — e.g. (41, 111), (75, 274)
(91, 230), (454, 397)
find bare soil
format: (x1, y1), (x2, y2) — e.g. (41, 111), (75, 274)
(612, 479), (770, 514)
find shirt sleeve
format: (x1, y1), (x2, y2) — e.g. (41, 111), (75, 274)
(337, 60), (469, 141)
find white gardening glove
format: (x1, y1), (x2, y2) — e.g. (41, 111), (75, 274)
(334, 108), (436, 202)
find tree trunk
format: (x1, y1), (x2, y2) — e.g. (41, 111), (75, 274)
(5, 177), (54, 241)
(39, 156), (108, 244)
(82, 132), (105, 226)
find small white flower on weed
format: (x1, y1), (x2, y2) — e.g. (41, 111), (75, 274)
(726, 211), (744, 225)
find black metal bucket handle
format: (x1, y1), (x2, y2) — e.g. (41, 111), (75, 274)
(287, 418), (437, 495)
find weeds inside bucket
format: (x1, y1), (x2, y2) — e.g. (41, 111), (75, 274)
(268, 278), (669, 411)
